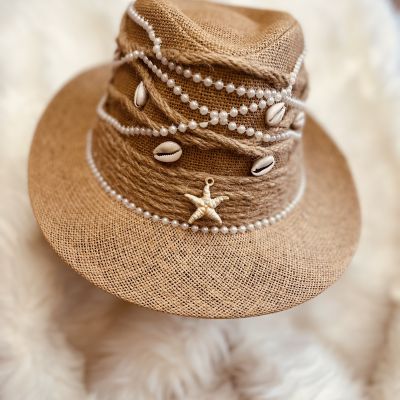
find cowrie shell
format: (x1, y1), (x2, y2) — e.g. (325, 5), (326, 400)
(291, 111), (306, 130)
(134, 81), (148, 108)
(153, 141), (182, 163)
(251, 155), (275, 176)
(265, 102), (286, 127)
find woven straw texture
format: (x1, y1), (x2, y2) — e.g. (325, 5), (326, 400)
(28, 0), (360, 318)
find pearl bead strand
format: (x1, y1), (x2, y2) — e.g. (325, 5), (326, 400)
(97, 95), (302, 142)
(86, 130), (306, 234)
(125, 3), (306, 102)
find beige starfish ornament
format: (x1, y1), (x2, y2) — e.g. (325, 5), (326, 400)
(184, 178), (229, 225)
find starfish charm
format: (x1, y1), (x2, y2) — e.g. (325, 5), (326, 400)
(184, 178), (229, 225)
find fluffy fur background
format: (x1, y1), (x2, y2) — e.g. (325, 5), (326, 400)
(1, 0), (399, 399)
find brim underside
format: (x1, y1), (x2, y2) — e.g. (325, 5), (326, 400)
(28, 66), (360, 318)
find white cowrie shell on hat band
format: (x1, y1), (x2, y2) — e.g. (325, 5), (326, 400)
(251, 155), (275, 177)
(292, 111), (306, 130)
(134, 81), (148, 108)
(265, 102), (286, 127)
(153, 141), (182, 163)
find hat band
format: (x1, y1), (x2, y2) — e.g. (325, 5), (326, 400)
(86, 130), (306, 234)
(96, 95), (303, 143)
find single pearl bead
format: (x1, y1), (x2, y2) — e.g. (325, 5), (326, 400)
(220, 226), (229, 234)
(171, 220), (179, 227)
(263, 134), (271, 142)
(183, 69), (192, 78)
(161, 217), (169, 225)
(193, 73), (202, 83)
(175, 66), (183, 74)
(188, 120), (198, 130)
(178, 123), (187, 132)
(239, 105), (248, 115)
(168, 62), (175, 70)
(189, 100), (199, 110)
(181, 223), (189, 230)
(238, 225), (247, 234)
(161, 73), (168, 83)
(191, 225), (199, 232)
(161, 56), (168, 65)
(237, 125), (246, 134)
(180, 94), (189, 103)
(236, 86), (246, 96)
(210, 110), (219, 119)
(173, 86), (182, 95)
(249, 103), (258, 112)
(267, 97), (275, 106)
(201, 227), (209, 234)
(204, 77), (213, 87)
(152, 215), (160, 222)
(160, 127), (168, 136)
(199, 106), (209, 115)
(211, 226), (219, 234)
(230, 108), (238, 117)
(168, 125), (177, 134)
(214, 80), (224, 90)
(254, 221), (262, 229)
(143, 211), (151, 218)
(210, 118), (219, 125)
(246, 127), (255, 137)
(247, 223), (255, 231)
(256, 89), (264, 99)
(255, 131), (263, 140)
(247, 88), (256, 98)
(228, 122), (237, 131)
(219, 111), (228, 120)
(259, 100), (267, 109)
(229, 226), (238, 234)
(167, 79), (175, 88)
(226, 83), (235, 93)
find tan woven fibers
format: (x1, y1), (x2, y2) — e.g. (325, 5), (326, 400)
(29, 66), (360, 318)
(93, 121), (302, 227)
(28, 0), (360, 318)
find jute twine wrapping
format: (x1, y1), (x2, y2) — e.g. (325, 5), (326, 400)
(92, 0), (308, 227)
(28, 0), (361, 318)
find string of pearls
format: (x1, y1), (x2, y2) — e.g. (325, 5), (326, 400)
(127, 50), (305, 142)
(96, 96), (302, 142)
(86, 130), (305, 234)
(124, 2), (306, 105)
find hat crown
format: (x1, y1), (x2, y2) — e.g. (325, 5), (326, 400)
(121, 0), (305, 81)
(91, 0), (308, 231)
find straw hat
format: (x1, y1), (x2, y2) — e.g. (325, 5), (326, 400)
(28, 0), (360, 318)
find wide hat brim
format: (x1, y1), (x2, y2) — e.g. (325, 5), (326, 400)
(29, 66), (360, 319)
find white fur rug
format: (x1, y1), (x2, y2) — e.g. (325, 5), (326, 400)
(1, 0), (400, 399)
